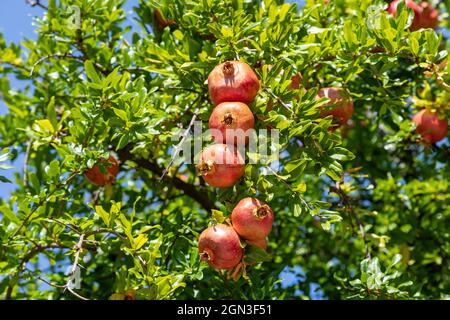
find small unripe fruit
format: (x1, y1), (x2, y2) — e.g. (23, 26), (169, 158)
(246, 237), (268, 250)
(231, 197), (274, 240)
(412, 109), (448, 144)
(208, 61), (260, 105)
(198, 224), (243, 270)
(316, 87), (354, 127)
(85, 155), (120, 186)
(208, 102), (255, 145)
(388, 0), (439, 31)
(196, 144), (245, 188)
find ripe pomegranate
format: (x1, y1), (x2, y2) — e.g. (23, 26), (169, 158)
(316, 87), (354, 127)
(231, 197), (274, 240)
(85, 155), (120, 186)
(154, 9), (175, 29)
(196, 144), (245, 188)
(208, 102), (255, 145)
(208, 61), (260, 105)
(198, 224), (243, 270)
(388, 0), (439, 31)
(246, 237), (268, 250)
(412, 109), (448, 144)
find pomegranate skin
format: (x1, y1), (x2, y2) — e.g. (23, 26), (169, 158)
(208, 61), (260, 106)
(412, 109), (448, 144)
(388, 0), (439, 31)
(316, 87), (354, 126)
(198, 224), (243, 270)
(85, 155), (120, 186)
(208, 102), (255, 145)
(231, 197), (274, 240)
(196, 144), (245, 188)
(246, 237), (268, 250)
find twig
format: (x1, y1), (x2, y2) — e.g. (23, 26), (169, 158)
(264, 88), (294, 114)
(160, 106), (200, 180)
(26, 0), (48, 10)
(29, 52), (108, 77)
(10, 172), (79, 238)
(63, 234), (89, 300)
(117, 146), (216, 211)
(22, 138), (34, 187)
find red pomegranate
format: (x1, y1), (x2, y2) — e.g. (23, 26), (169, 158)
(198, 224), (243, 270)
(196, 144), (245, 188)
(388, 1), (439, 31)
(85, 155), (120, 186)
(412, 109), (448, 144)
(154, 9), (175, 29)
(208, 61), (260, 105)
(208, 102), (255, 145)
(231, 197), (274, 240)
(246, 237), (268, 250)
(316, 87), (354, 127)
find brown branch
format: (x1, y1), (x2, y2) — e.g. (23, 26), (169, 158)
(4, 243), (67, 299)
(117, 146), (216, 211)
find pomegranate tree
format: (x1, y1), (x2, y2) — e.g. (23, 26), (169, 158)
(208, 102), (255, 145)
(208, 61), (260, 105)
(412, 109), (448, 144)
(198, 224), (243, 270)
(85, 155), (120, 186)
(196, 144), (245, 188)
(316, 87), (354, 127)
(388, 0), (439, 31)
(231, 197), (274, 240)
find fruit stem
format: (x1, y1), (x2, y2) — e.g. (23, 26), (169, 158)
(222, 61), (235, 76)
(222, 112), (234, 126)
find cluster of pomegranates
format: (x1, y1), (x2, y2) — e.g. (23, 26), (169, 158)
(198, 197), (274, 270)
(196, 60), (260, 188)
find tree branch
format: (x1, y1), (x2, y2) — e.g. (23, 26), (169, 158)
(117, 146), (216, 211)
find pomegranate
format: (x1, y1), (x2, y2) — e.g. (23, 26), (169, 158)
(198, 224), (243, 270)
(196, 144), (245, 188)
(85, 155), (120, 186)
(231, 197), (274, 240)
(208, 61), (260, 105)
(208, 102), (255, 145)
(316, 87), (354, 127)
(246, 237), (268, 250)
(388, 0), (439, 31)
(154, 9), (175, 29)
(412, 109), (448, 144)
